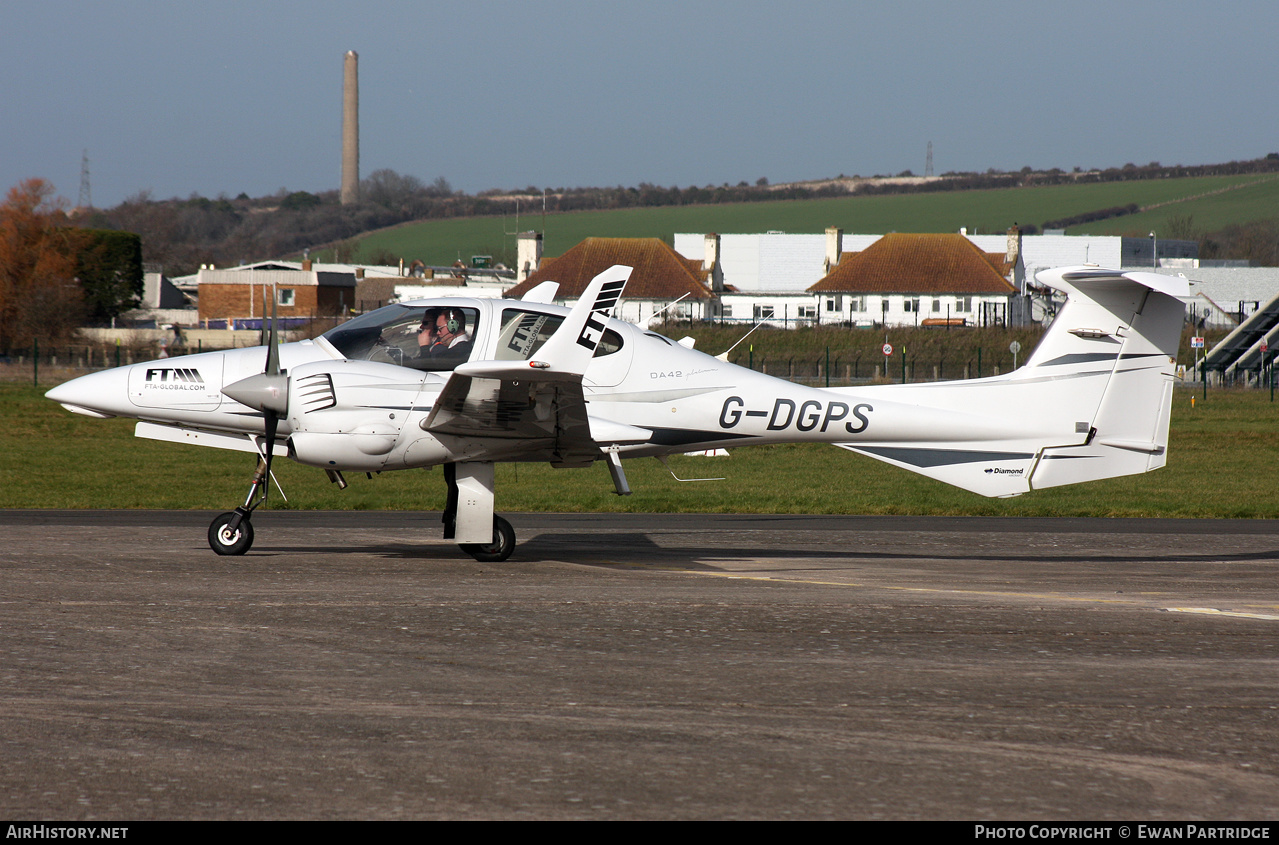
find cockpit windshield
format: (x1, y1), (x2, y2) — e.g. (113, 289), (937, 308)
(322, 304), (480, 372)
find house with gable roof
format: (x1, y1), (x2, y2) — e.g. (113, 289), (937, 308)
(808, 232), (1025, 327)
(504, 237), (719, 326)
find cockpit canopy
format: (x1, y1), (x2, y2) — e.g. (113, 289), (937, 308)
(321, 301), (623, 373)
(322, 304), (479, 371)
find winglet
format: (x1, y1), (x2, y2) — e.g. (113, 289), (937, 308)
(529, 264), (631, 376)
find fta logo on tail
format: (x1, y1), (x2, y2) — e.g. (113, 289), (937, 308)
(575, 278), (626, 351)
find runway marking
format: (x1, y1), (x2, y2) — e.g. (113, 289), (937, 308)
(1165, 606), (1279, 622)
(629, 567), (1279, 621)
(705, 571), (1136, 604)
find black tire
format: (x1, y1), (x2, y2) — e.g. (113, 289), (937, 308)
(209, 511), (254, 556)
(460, 515), (515, 562)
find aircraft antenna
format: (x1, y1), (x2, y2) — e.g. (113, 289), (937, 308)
(656, 455), (725, 483)
(649, 292), (691, 321)
(719, 319), (768, 359)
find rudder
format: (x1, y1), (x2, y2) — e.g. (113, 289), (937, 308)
(1028, 268), (1185, 490)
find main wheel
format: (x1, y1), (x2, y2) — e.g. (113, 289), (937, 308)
(209, 511), (254, 556)
(460, 515), (515, 562)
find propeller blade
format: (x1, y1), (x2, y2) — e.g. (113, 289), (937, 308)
(262, 405), (279, 487)
(265, 288), (281, 376)
(259, 288), (268, 347)
(222, 288), (288, 420)
(239, 287), (287, 506)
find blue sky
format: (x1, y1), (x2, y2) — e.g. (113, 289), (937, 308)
(4, 0), (1276, 208)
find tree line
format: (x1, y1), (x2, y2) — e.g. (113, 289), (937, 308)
(0, 179), (143, 350)
(71, 155), (1279, 278)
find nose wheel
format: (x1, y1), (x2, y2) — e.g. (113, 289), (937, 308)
(208, 453), (274, 556)
(209, 509), (254, 555)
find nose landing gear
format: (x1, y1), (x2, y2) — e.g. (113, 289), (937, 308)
(209, 510), (254, 555)
(207, 455), (271, 556)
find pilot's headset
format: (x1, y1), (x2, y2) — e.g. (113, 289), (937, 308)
(442, 309), (465, 335)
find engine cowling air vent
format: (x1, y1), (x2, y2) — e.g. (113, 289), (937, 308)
(297, 373), (336, 412)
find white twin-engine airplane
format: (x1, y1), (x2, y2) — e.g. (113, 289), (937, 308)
(47, 265), (1186, 562)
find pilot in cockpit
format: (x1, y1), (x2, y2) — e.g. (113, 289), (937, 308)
(422, 307), (473, 363)
(414, 308), (442, 358)
(321, 303), (479, 371)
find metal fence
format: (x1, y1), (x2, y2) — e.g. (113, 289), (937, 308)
(9, 343), (1258, 393)
(723, 352), (1019, 386)
(1, 343), (204, 385)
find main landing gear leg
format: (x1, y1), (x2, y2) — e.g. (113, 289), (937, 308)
(444, 461), (515, 563)
(209, 455), (270, 556)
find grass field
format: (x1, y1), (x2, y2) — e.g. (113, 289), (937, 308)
(10, 380), (1278, 519)
(343, 174), (1279, 268)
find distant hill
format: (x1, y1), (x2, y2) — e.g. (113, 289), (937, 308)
(72, 157), (1279, 274)
(343, 172), (1279, 269)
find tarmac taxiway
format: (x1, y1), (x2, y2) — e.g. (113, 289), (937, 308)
(2, 511), (1278, 819)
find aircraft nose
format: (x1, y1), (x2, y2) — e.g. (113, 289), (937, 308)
(45, 367), (133, 418)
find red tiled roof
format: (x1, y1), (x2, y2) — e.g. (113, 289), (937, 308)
(505, 238), (714, 300)
(809, 233), (1016, 294)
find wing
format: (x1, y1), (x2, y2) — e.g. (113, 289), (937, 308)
(421, 265), (640, 466)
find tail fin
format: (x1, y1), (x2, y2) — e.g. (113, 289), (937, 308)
(833, 267), (1186, 497)
(1021, 267), (1186, 490)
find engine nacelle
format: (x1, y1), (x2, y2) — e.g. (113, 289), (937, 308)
(289, 431), (397, 471)
(284, 359), (431, 471)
